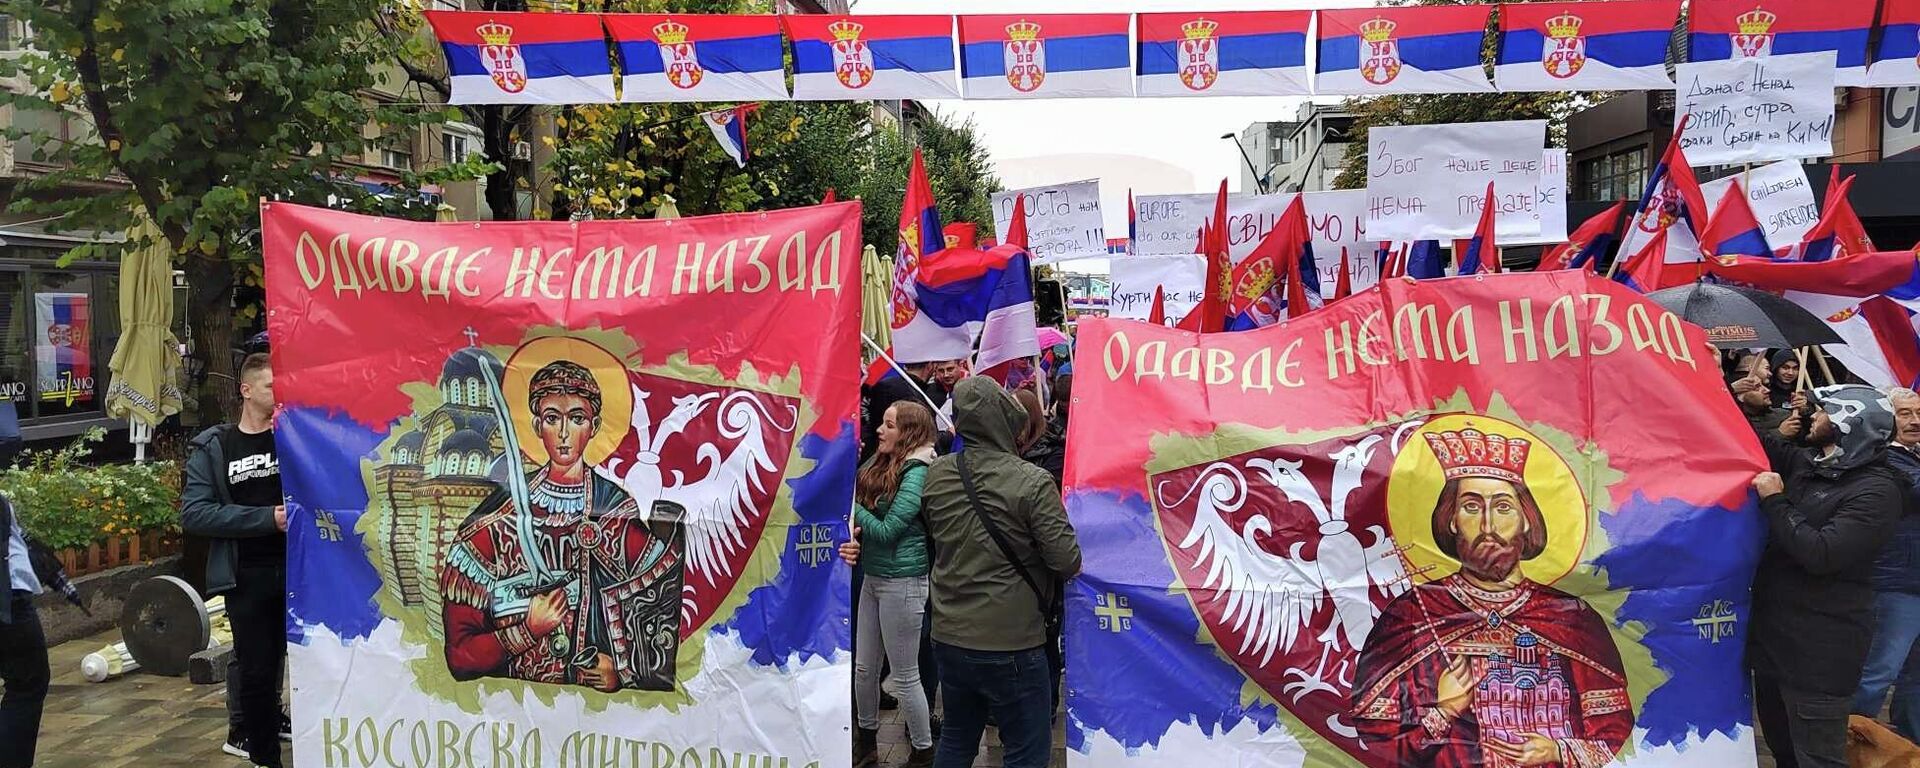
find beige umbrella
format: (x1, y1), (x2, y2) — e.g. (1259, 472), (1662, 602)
(435, 202), (459, 222)
(861, 244), (892, 353)
(104, 211), (184, 462)
(655, 195), (681, 220)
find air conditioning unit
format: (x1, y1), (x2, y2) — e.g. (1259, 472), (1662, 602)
(510, 140), (532, 161)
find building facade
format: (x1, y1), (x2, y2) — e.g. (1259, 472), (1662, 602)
(1237, 103), (1355, 194)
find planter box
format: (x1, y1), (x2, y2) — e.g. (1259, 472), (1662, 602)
(54, 530), (181, 578)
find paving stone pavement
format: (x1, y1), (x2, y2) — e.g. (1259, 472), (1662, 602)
(31, 627), (1062, 768)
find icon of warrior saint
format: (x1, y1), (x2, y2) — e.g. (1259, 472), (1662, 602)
(441, 360), (686, 693)
(1349, 426), (1631, 768)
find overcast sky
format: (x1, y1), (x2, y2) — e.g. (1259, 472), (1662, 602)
(850, 0), (1377, 257)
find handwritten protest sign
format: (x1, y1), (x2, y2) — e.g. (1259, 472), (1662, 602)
(1503, 149), (1569, 246)
(1134, 189), (1376, 284)
(1365, 120), (1546, 241)
(992, 179), (1105, 264)
(1677, 52), (1836, 166)
(1110, 256), (1204, 320)
(1701, 161), (1819, 250)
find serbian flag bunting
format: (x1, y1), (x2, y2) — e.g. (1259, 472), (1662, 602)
(1688, 0), (1874, 87)
(1870, 0), (1920, 86)
(1136, 11), (1311, 97)
(1538, 202), (1625, 272)
(1496, 0), (1679, 92)
(785, 15), (959, 101)
(959, 14), (1132, 99)
(427, 11), (616, 104)
(1316, 5), (1494, 95)
(608, 14), (788, 102)
(1700, 181), (1772, 259)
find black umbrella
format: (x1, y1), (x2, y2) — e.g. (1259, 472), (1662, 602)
(1645, 282), (1841, 349)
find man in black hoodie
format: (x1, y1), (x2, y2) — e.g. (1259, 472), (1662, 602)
(1751, 384), (1909, 768)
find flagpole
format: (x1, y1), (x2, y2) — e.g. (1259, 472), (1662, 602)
(1795, 348), (1813, 392)
(1812, 347), (1839, 386)
(861, 332), (955, 432)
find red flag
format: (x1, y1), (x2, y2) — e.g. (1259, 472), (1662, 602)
(1458, 182), (1498, 275)
(1148, 286), (1166, 325)
(1284, 245), (1311, 319)
(1617, 226), (1669, 293)
(1333, 247), (1353, 300)
(1005, 193), (1030, 250)
(1827, 166), (1875, 256)
(1538, 202), (1626, 272)
(821, 188), (837, 205)
(1700, 180), (1771, 259)
(1197, 180), (1232, 333)
(1228, 193), (1310, 317)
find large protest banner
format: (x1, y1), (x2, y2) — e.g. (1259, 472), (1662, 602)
(1064, 272), (1765, 766)
(263, 203), (860, 768)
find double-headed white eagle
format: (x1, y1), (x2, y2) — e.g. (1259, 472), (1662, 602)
(1156, 433), (1408, 705)
(599, 384), (797, 627)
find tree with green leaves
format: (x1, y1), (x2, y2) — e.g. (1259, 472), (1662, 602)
(0, 0), (484, 420)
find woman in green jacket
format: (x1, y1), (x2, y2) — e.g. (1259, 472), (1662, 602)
(851, 401), (937, 768)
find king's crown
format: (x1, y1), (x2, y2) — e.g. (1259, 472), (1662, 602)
(476, 21), (514, 47)
(1359, 17), (1397, 44)
(1544, 13), (1583, 39)
(654, 19), (689, 46)
(1181, 19), (1219, 40)
(827, 19), (863, 42)
(1006, 20), (1042, 42)
(1736, 8), (1777, 36)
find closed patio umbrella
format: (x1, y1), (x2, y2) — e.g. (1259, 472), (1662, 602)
(104, 212), (183, 462)
(861, 244), (892, 354)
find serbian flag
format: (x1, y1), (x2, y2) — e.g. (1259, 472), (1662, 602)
(701, 104), (753, 168)
(1148, 287), (1167, 325)
(1700, 181), (1772, 259)
(1617, 126), (1710, 267)
(1689, 0), (1874, 86)
(1136, 11), (1311, 97)
(1538, 202), (1625, 272)
(920, 248), (1038, 376)
(785, 15), (959, 101)
(1707, 247), (1920, 298)
(1870, 0), (1920, 86)
(1457, 182), (1498, 275)
(427, 11), (616, 104)
(1315, 6), (1493, 95)
(1405, 239), (1447, 279)
(1827, 166), (1876, 256)
(1785, 293), (1920, 388)
(1615, 227), (1669, 293)
(34, 293), (90, 406)
(1496, 0), (1679, 92)
(1332, 248), (1354, 300)
(608, 14), (788, 102)
(888, 148), (970, 366)
(959, 14), (1132, 99)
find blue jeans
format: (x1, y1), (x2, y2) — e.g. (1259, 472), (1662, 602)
(934, 643), (1052, 768)
(1858, 591), (1920, 741)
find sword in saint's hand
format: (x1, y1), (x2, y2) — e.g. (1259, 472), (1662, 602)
(469, 335), (556, 593)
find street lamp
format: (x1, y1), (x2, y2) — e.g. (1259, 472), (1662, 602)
(1222, 132), (1272, 194)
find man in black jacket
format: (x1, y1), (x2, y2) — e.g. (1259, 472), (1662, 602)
(1752, 384), (1908, 768)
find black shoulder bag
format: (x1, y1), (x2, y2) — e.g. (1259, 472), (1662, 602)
(956, 451), (1063, 648)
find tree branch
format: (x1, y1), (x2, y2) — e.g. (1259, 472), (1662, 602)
(67, 0), (179, 247)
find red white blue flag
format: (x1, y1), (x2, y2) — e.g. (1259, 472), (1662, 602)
(1316, 6), (1493, 95)
(701, 104), (753, 168)
(1537, 202), (1626, 272)
(1870, 0), (1920, 86)
(1689, 0), (1874, 86)
(1136, 11), (1310, 97)
(1496, 0), (1679, 92)
(959, 14), (1132, 99)
(1617, 128), (1709, 268)
(784, 15), (959, 101)
(1457, 182), (1499, 275)
(889, 148), (970, 365)
(1700, 181), (1772, 260)
(608, 14), (787, 102)
(427, 11), (616, 105)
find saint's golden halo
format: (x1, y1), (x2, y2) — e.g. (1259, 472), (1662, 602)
(501, 336), (633, 466)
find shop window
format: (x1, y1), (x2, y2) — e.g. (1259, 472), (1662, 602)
(0, 272), (29, 411)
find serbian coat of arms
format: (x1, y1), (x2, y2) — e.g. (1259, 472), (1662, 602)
(1542, 13), (1587, 79)
(828, 20), (875, 89)
(654, 19), (704, 90)
(1177, 19), (1221, 91)
(1003, 20), (1047, 92)
(476, 21), (527, 94)
(1358, 17), (1402, 86)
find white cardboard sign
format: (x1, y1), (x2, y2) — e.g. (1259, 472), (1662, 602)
(1676, 52), (1837, 166)
(1700, 161), (1819, 251)
(1110, 256), (1205, 321)
(1364, 119), (1547, 241)
(991, 179), (1106, 264)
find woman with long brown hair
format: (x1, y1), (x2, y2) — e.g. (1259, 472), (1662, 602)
(851, 400), (939, 768)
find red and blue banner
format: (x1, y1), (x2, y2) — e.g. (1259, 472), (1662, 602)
(1063, 271), (1764, 766)
(426, 11), (616, 105)
(784, 15), (959, 101)
(959, 14), (1133, 99)
(1316, 6), (1494, 95)
(1136, 11), (1310, 98)
(1870, 0), (1920, 86)
(1496, 0), (1679, 92)
(1689, 0), (1874, 86)
(33, 293), (91, 407)
(263, 202), (861, 766)
(607, 14), (788, 102)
